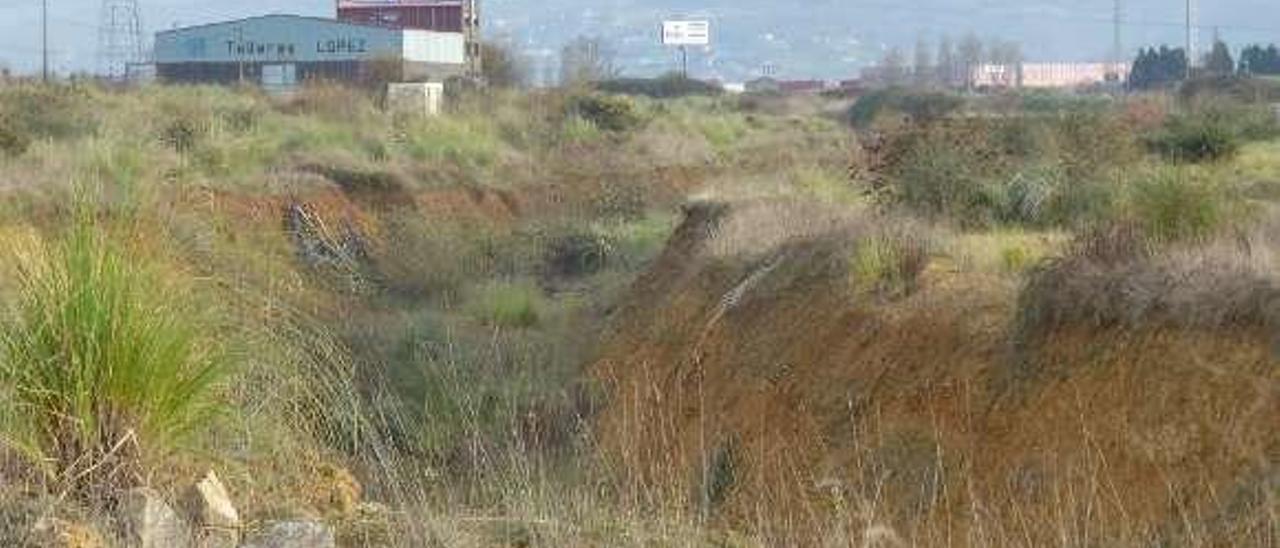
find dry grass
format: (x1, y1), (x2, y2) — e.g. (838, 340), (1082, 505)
(592, 197), (1280, 546)
(4, 81), (1280, 546)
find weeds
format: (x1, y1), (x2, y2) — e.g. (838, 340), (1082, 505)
(467, 281), (545, 329)
(1127, 166), (1243, 242)
(0, 219), (226, 502)
(849, 232), (929, 298)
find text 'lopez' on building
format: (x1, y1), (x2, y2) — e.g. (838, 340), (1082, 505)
(154, 1), (480, 91)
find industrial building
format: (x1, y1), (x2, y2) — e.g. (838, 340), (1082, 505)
(155, 1), (480, 91)
(337, 0), (481, 77)
(972, 63), (1131, 90)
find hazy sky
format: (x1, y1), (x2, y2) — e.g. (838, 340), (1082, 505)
(2, 0), (1279, 78)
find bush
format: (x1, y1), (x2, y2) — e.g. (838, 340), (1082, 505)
(1128, 167), (1237, 243)
(848, 89), (963, 129)
(0, 85), (96, 143)
(1145, 112), (1242, 162)
(568, 93), (643, 133)
(596, 74), (723, 99)
(1145, 100), (1279, 163)
(0, 114), (29, 157)
(542, 225), (614, 278)
(0, 221), (226, 501)
(878, 116), (1137, 228)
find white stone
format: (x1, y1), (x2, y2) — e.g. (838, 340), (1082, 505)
(121, 488), (192, 548)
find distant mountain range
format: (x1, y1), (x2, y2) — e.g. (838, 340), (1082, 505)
(483, 0), (1280, 82)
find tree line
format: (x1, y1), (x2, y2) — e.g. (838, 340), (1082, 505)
(1129, 41), (1280, 90)
(875, 33), (1023, 89)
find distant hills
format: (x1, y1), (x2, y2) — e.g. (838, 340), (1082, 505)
(483, 0), (1280, 82)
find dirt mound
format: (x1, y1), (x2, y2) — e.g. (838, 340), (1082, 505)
(591, 200), (1280, 545)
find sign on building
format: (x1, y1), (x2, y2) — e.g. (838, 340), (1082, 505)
(662, 20), (711, 46)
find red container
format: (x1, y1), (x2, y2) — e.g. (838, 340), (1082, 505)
(337, 1), (464, 33)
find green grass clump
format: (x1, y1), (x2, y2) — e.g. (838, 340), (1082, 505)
(0, 221), (226, 500)
(468, 281), (545, 329)
(850, 234), (929, 298)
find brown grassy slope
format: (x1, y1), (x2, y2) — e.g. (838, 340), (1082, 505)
(591, 200), (1280, 545)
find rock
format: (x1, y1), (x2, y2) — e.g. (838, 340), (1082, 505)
(121, 488), (192, 548)
(188, 471), (239, 528)
(184, 471), (240, 548)
(240, 521), (335, 548)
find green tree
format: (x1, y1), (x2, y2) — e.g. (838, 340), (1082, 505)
(1204, 40), (1235, 76)
(1130, 45), (1188, 90)
(481, 41), (527, 88)
(936, 35), (958, 88)
(560, 36), (620, 87)
(913, 36), (934, 88)
(958, 33), (984, 90)
(1239, 44), (1280, 75)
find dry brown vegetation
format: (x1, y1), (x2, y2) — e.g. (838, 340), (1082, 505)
(0, 78), (1279, 546)
(593, 198), (1280, 546)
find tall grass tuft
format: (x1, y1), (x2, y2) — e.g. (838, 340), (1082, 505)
(0, 219), (226, 502)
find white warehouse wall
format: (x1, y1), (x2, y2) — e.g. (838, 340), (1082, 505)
(401, 31), (466, 65)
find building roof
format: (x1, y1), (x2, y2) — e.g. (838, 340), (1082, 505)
(157, 14), (391, 37)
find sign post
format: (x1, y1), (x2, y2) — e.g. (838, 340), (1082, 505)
(661, 19), (710, 78)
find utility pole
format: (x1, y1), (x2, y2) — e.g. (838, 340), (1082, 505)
(42, 0), (49, 82)
(1112, 0), (1122, 65)
(1185, 0), (1196, 79)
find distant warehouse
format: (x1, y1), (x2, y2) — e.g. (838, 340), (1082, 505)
(154, 13), (474, 91)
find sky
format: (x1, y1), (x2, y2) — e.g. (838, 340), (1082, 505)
(1, 0), (1279, 80)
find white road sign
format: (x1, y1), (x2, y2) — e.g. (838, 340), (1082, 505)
(662, 20), (711, 46)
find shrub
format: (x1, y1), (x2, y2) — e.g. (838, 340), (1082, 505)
(848, 89), (963, 129)
(1145, 100), (1278, 163)
(0, 85), (96, 143)
(0, 221), (226, 501)
(1145, 113), (1241, 162)
(596, 74), (723, 99)
(878, 116), (1136, 228)
(0, 114), (29, 157)
(1018, 90), (1112, 114)
(542, 225), (614, 278)
(1128, 167), (1238, 243)
(160, 117), (203, 154)
(567, 93), (643, 133)
(888, 129), (992, 223)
